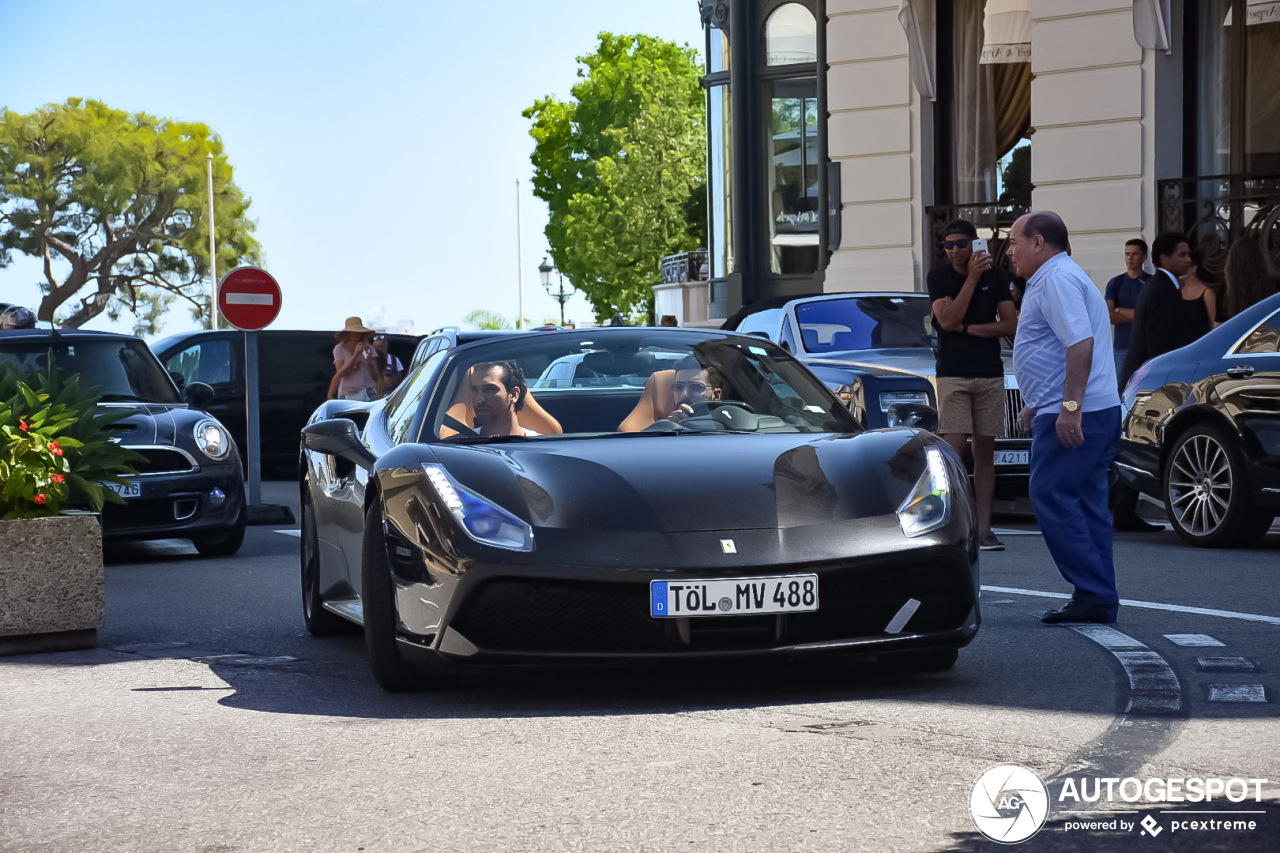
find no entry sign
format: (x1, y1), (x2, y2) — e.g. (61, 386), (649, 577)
(217, 266), (282, 331)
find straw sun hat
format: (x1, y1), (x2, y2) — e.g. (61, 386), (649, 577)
(335, 316), (374, 340)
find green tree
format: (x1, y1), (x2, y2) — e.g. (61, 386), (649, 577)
(0, 99), (260, 331)
(524, 33), (705, 322)
(464, 309), (512, 330)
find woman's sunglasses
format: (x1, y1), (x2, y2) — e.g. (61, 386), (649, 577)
(943, 239), (971, 250)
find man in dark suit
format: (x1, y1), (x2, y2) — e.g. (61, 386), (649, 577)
(1117, 232), (1194, 391)
(1113, 231), (1195, 531)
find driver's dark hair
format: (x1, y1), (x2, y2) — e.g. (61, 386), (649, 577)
(674, 356), (721, 390)
(473, 359), (528, 411)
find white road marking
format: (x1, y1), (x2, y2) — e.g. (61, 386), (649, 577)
(1163, 633), (1225, 647)
(1208, 684), (1267, 703)
(989, 528), (1043, 536)
(981, 585), (1280, 626)
(1197, 657), (1256, 672)
(276, 529), (301, 537)
(1063, 626), (1182, 714)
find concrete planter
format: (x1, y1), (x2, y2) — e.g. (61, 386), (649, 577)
(0, 514), (104, 655)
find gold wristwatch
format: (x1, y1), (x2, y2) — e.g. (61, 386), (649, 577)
(1062, 400), (1080, 412)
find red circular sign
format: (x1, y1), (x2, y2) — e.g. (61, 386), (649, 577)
(217, 266), (282, 331)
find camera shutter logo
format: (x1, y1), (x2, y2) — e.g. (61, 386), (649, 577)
(970, 765), (1050, 844)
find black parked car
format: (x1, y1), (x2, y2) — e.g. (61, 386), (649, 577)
(152, 329), (418, 477)
(299, 327), (979, 691)
(1115, 291), (1280, 547)
(0, 329), (246, 554)
(724, 293), (1031, 498)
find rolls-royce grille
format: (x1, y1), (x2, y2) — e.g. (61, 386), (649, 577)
(1003, 388), (1029, 438)
(131, 448), (197, 474)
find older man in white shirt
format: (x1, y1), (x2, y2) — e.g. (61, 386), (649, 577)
(1007, 211), (1123, 624)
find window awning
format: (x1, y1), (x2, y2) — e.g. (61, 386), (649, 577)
(981, 0), (1031, 64)
(1133, 0), (1171, 52)
(1224, 0), (1280, 25)
(897, 0), (936, 101)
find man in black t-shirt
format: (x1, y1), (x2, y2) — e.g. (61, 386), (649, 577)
(927, 219), (1019, 551)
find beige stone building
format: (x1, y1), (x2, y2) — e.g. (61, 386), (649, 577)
(658, 0), (1279, 323)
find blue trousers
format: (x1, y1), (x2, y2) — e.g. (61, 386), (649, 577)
(1029, 406), (1122, 612)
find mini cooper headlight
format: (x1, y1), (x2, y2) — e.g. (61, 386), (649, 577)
(424, 464), (534, 552)
(897, 446), (951, 537)
(194, 419), (230, 460)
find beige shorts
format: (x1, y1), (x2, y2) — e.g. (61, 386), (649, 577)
(937, 376), (1006, 437)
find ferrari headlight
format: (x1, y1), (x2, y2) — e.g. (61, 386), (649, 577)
(897, 446), (951, 537)
(424, 464), (534, 552)
(193, 419), (230, 459)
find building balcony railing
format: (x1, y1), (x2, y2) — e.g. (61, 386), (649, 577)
(925, 202), (1027, 275)
(660, 250), (709, 285)
(1159, 174), (1280, 277)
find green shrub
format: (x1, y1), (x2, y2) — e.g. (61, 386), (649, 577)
(0, 351), (142, 519)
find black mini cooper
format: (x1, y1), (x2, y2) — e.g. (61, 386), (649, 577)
(0, 329), (246, 555)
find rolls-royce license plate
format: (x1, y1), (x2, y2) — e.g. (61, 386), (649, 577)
(650, 575), (818, 617)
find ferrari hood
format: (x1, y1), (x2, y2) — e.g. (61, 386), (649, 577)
(426, 430), (927, 533)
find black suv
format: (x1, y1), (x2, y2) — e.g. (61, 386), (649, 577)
(152, 329), (418, 477)
(0, 329), (246, 554)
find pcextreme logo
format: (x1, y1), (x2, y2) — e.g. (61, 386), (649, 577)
(970, 765), (1051, 843)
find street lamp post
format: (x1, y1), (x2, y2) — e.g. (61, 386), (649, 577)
(538, 257), (576, 327)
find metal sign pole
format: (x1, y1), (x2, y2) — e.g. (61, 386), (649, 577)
(244, 330), (262, 507)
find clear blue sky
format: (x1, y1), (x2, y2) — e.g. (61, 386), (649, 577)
(0, 0), (704, 340)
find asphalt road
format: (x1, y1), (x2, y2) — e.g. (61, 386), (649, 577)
(3, 483), (1279, 852)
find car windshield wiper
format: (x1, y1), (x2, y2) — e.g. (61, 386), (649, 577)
(98, 393), (147, 402)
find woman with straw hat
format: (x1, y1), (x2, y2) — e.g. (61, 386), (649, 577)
(330, 316), (381, 401)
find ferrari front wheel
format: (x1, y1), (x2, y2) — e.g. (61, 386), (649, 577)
(301, 496), (349, 637)
(363, 502), (446, 692)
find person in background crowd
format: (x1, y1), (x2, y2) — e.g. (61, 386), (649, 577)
(1007, 210), (1122, 624)
(1223, 237), (1280, 321)
(1117, 232), (1196, 391)
(927, 218), (1019, 552)
(331, 316), (380, 401)
(1104, 238), (1151, 374)
(659, 315), (679, 327)
(0, 304), (37, 330)
(371, 333), (404, 397)
(1179, 247), (1217, 336)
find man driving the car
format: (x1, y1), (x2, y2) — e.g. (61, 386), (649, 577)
(470, 360), (538, 436)
(666, 356), (723, 423)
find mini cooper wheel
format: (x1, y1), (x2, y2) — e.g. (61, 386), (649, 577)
(191, 498), (246, 557)
(1163, 423), (1272, 548)
(300, 496), (349, 636)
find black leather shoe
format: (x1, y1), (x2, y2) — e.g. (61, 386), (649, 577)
(1114, 515), (1163, 532)
(1041, 600), (1117, 624)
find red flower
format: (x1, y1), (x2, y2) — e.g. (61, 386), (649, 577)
(34, 494), (47, 505)
(19, 419), (28, 432)
(52, 474), (65, 484)
(49, 441), (63, 457)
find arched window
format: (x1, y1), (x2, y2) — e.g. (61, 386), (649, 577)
(765, 4), (817, 66)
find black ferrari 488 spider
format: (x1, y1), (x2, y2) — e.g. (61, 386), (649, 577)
(299, 327), (979, 690)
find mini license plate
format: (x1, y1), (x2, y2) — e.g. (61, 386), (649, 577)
(650, 575), (819, 618)
(994, 450), (1030, 466)
(100, 480), (141, 499)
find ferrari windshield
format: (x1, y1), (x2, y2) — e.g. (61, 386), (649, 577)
(794, 295), (934, 352)
(409, 329), (861, 440)
(0, 337), (181, 404)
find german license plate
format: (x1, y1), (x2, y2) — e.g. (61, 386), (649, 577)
(994, 450), (1029, 465)
(650, 575), (819, 617)
(101, 480), (141, 499)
